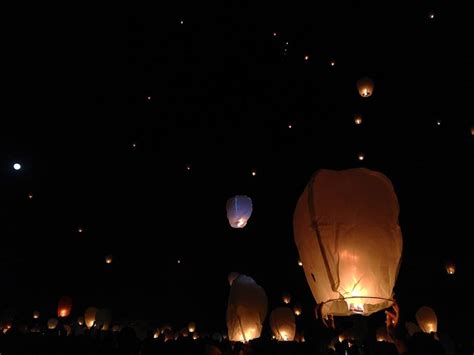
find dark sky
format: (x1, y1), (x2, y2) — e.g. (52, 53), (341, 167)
(0, 0), (472, 343)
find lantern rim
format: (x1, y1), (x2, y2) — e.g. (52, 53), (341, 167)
(317, 296), (395, 319)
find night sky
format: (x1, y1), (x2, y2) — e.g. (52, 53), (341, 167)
(1, 0), (472, 344)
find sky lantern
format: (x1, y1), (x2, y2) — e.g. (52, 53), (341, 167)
(415, 306), (437, 333)
(77, 316), (84, 326)
(226, 274), (268, 342)
(354, 114), (363, 125)
(269, 307), (296, 341)
(293, 168), (403, 319)
(96, 308), (112, 330)
(445, 260), (456, 275)
(356, 77), (375, 98)
(226, 195), (253, 228)
(228, 272), (240, 286)
(33, 311), (40, 319)
(188, 321), (196, 333)
(57, 296), (72, 318)
(192, 331), (199, 340)
(85, 307), (98, 328)
(282, 292), (291, 304)
(293, 303), (302, 316)
(376, 327), (393, 343)
(47, 318), (58, 330)
(105, 255), (113, 264)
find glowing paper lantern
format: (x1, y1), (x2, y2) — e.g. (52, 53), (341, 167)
(192, 331), (199, 340)
(356, 77), (374, 98)
(228, 272), (240, 286)
(470, 126), (474, 135)
(48, 318), (58, 330)
(376, 327), (393, 343)
(77, 316), (84, 326)
(57, 296), (72, 318)
(269, 307), (296, 341)
(226, 195), (253, 228)
(95, 308), (112, 330)
(33, 311), (40, 319)
(354, 114), (363, 125)
(105, 255), (113, 264)
(293, 303), (302, 316)
(293, 168), (403, 318)
(226, 274), (268, 342)
(445, 260), (456, 275)
(84, 307), (98, 328)
(415, 306), (437, 333)
(282, 292), (291, 304)
(188, 321), (196, 333)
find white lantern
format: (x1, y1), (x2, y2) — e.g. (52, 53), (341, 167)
(226, 274), (268, 342)
(188, 321), (196, 333)
(226, 195), (253, 228)
(269, 307), (296, 341)
(293, 169), (403, 318)
(415, 306), (437, 333)
(356, 77), (375, 98)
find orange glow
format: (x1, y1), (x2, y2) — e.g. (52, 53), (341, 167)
(293, 304), (302, 316)
(356, 77), (374, 98)
(445, 261), (456, 275)
(354, 114), (363, 125)
(470, 126), (474, 135)
(188, 322), (196, 333)
(105, 255), (113, 264)
(282, 293), (291, 304)
(57, 296), (72, 318)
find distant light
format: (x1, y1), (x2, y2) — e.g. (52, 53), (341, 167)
(132, 143), (137, 148)
(330, 60), (336, 67)
(251, 170), (256, 176)
(288, 123), (292, 129)
(28, 194), (33, 199)
(147, 96), (151, 100)
(13, 163), (21, 170)
(180, 20), (184, 25)
(285, 41), (289, 46)
(471, 126), (474, 135)
(436, 120), (441, 126)
(304, 55), (309, 61)
(358, 153), (365, 161)
(105, 255), (113, 264)
(78, 227), (83, 233)
(177, 259), (181, 264)
(297, 259), (303, 266)
(186, 164), (191, 171)
(354, 114), (363, 125)
(428, 11), (435, 19)
(273, 32), (277, 37)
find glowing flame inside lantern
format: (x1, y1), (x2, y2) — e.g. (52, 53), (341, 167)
(59, 309), (68, 317)
(237, 218), (246, 228)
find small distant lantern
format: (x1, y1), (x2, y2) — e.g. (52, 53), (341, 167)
(153, 329), (160, 339)
(226, 195), (253, 228)
(356, 77), (374, 98)
(188, 321), (196, 333)
(47, 318), (58, 330)
(57, 296), (72, 318)
(78, 227), (83, 233)
(228, 272), (240, 286)
(181, 329), (189, 337)
(33, 311), (40, 319)
(293, 303), (302, 316)
(376, 327), (393, 343)
(105, 255), (113, 264)
(85, 307), (98, 329)
(470, 126), (474, 135)
(330, 60), (336, 67)
(445, 261), (456, 275)
(428, 11), (435, 19)
(294, 169), (403, 318)
(354, 114), (363, 125)
(193, 331), (199, 340)
(415, 306), (437, 333)
(269, 307), (296, 341)
(282, 292), (291, 304)
(436, 120), (441, 126)
(78, 316), (84, 326)
(112, 324), (121, 332)
(297, 259), (303, 267)
(358, 153), (365, 161)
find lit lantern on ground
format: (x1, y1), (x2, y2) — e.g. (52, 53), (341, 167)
(356, 77), (374, 98)
(48, 318), (58, 330)
(85, 307), (98, 328)
(96, 308), (112, 330)
(105, 255), (113, 264)
(293, 168), (403, 319)
(282, 292), (291, 304)
(354, 114), (363, 125)
(228, 272), (240, 286)
(188, 321), (196, 333)
(226, 274), (268, 342)
(57, 296), (72, 318)
(33, 311), (40, 319)
(269, 307), (296, 341)
(445, 260), (456, 275)
(415, 306), (437, 333)
(226, 195), (253, 228)
(293, 303), (302, 316)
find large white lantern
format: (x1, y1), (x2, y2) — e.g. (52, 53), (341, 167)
(293, 168), (403, 318)
(269, 307), (296, 341)
(415, 306), (437, 333)
(226, 274), (267, 342)
(356, 77), (375, 98)
(226, 195), (253, 228)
